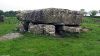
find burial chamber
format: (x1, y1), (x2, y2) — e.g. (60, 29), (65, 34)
(16, 8), (83, 35)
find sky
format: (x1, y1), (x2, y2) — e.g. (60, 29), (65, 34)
(0, 0), (100, 12)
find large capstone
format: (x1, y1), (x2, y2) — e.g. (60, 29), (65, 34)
(16, 8), (83, 26)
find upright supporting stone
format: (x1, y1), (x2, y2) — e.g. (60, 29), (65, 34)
(28, 24), (44, 34)
(43, 25), (55, 36)
(28, 24), (55, 35)
(17, 22), (24, 32)
(63, 26), (82, 33)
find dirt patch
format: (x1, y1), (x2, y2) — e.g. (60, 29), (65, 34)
(0, 32), (22, 41)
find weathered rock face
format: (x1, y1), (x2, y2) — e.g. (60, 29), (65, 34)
(43, 25), (55, 36)
(16, 10), (33, 21)
(28, 23), (44, 34)
(16, 8), (83, 26)
(16, 8), (83, 36)
(28, 23), (55, 36)
(63, 26), (82, 33)
(17, 22), (25, 32)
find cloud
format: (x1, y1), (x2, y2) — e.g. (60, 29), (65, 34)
(0, 0), (100, 11)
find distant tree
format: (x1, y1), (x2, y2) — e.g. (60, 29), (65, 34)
(4, 11), (17, 17)
(0, 10), (4, 22)
(0, 10), (4, 16)
(80, 9), (87, 16)
(89, 10), (98, 17)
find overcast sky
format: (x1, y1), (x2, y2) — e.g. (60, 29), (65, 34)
(0, 0), (100, 11)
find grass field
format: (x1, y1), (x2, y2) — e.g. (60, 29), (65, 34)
(0, 17), (19, 36)
(0, 17), (100, 56)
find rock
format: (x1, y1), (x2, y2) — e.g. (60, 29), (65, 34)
(28, 23), (44, 34)
(28, 23), (55, 36)
(63, 26), (82, 33)
(0, 33), (22, 41)
(43, 25), (55, 36)
(81, 28), (89, 32)
(16, 22), (25, 32)
(16, 8), (83, 26)
(16, 8), (83, 36)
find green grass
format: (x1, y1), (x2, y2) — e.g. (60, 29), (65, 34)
(0, 17), (18, 36)
(0, 17), (100, 56)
